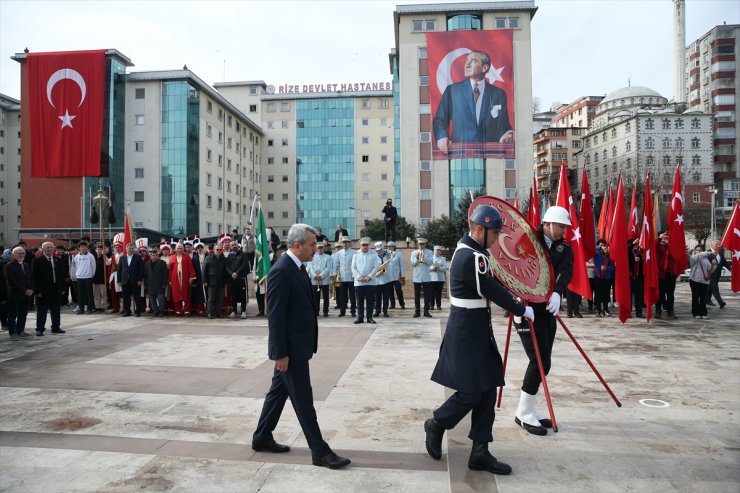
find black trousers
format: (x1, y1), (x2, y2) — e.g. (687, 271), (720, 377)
(708, 277), (725, 306)
(631, 276), (644, 315)
(385, 222), (396, 242)
(374, 283), (392, 314)
(433, 387), (497, 443)
(657, 275), (677, 313)
(313, 284), (329, 315)
(355, 285), (375, 321)
(593, 277), (611, 314)
(689, 280), (709, 317)
(7, 297), (30, 335)
(565, 289), (582, 315)
(414, 282), (432, 314)
(36, 294), (61, 331)
(338, 281), (356, 315)
(519, 309), (557, 395)
(389, 280), (405, 308)
(253, 358), (331, 458)
(207, 285), (225, 317)
(431, 281), (445, 309)
(77, 278), (94, 312)
(122, 282), (142, 315)
(230, 278), (247, 313)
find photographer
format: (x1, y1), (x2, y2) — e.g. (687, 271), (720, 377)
(381, 199), (398, 242)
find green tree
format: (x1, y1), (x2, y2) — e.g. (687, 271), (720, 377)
(419, 215), (458, 253)
(451, 189), (485, 238)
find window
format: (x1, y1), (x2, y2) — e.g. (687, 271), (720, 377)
(280, 193), (288, 201)
(505, 159), (515, 170)
(381, 173), (388, 181)
(362, 119), (369, 126)
(207, 101), (213, 113)
(693, 192), (701, 203)
(675, 119), (684, 129)
(691, 118), (700, 129)
(418, 47), (428, 59)
(134, 114), (144, 125)
(266, 103), (276, 112)
(380, 155), (388, 162)
(282, 211), (289, 219)
(645, 118), (654, 129)
(380, 99), (389, 108)
(218, 131), (223, 143)
(218, 154), (223, 166)
(362, 173), (369, 181)
(267, 121), (275, 129)
(420, 189), (432, 200)
(227, 180), (232, 192)
(646, 155), (654, 165)
(206, 195), (212, 208)
(249, 104), (257, 113)
(267, 193), (274, 201)
(602, 149), (607, 160)
(626, 157), (632, 168)
(626, 141), (631, 151)
(362, 192), (370, 200)
(282, 157), (289, 164)
(508, 17), (519, 28)
(135, 88), (145, 99)
(218, 198), (223, 210)
(267, 212), (274, 219)
(612, 162), (617, 172)
(207, 149), (212, 161)
(420, 132), (431, 143)
(495, 17), (506, 28)
(692, 172), (701, 183)
(611, 128), (617, 138)
(281, 120), (289, 129)
(267, 157), (274, 165)
(206, 173), (212, 186)
(134, 191), (144, 202)
(134, 168), (144, 178)
(281, 102), (290, 112)
(380, 136), (388, 144)
(420, 104), (431, 114)
(691, 137), (700, 149)
(227, 137), (233, 149)
(267, 175), (274, 183)
(612, 146), (617, 157)
(380, 117), (388, 126)
(594, 152), (599, 163)
(662, 138), (671, 149)
(135, 141), (144, 152)
(362, 155), (369, 163)
(676, 137), (684, 148)
(646, 137), (654, 149)
(281, 138), (288, 146)
(206, 124), (212, 137)
(217, 177), (223, 189)
(227, 200), (232, 212)
(268, 139), (274, 147)
(361, 99), (370, 109)
(227, 115), (232, 127)
(381, 191), (389, 199)
(625, 122), (631, 132)
(420, 160), (431, 171)
(663, 155), (671, 165)
(692, 155), (701, 166)
(282, 175), (288, 182)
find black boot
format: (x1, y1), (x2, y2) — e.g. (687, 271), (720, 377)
(424, 418), (445, 460)
(468, 441), (512, 475)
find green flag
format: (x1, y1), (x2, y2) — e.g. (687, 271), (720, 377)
(255, 205), (272, 290)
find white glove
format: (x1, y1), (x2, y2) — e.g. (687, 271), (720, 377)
(523, 306), (535, 322)
(546, 292), (561, 316)
(514, 315), (523, 324)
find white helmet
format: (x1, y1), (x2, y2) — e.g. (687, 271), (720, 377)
(542, 205), (572, 226)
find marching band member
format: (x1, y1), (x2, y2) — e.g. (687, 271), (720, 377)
(410, 238), (434, 318)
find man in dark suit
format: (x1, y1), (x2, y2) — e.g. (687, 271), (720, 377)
(5, 246), (34, 339)
(252, 223), (351, 470)
(117, 243), (144, 317)
(32, 241), (67, 336)
(708, 240), (731, 308)
(433, 50), (513, 154)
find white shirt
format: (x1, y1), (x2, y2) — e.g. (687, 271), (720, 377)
(470, 79), (485, 123)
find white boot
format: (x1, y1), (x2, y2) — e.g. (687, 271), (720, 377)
(515, 390), (547, 435)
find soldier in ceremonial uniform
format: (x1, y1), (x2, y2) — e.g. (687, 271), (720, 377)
(514, 205), (573, 436)
(410, 238), (434, 318)
(424, 204), (534, 475)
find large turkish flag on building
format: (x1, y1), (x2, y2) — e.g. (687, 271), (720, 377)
(27, 50), (106, 177)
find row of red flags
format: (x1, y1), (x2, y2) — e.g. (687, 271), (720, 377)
(526, 164), (739, 324)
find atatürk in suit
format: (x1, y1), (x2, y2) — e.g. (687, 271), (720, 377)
(117, 250), (144, 316)
(253, 226), (350, 469)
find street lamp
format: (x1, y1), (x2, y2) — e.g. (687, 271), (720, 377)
(348, 206), (360, 239)
(708, 187), (718, 242)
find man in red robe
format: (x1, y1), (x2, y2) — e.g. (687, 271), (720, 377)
(168, 243), (196, 315)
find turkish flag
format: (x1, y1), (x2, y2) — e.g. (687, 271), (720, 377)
(639, 175), (659, 321)
(627, 186), (639, 241)
(529, 177), (541, 229)
(720, 200), (740, 292)
(610, 176), (631, 323)
(666, 166), (688, 272)
(580, 167), (596, 260)
(27, 50), (106, 177)
(597, 189), (609, 240)
(555, 162), (591, 299)
(605, 183), (616, 243)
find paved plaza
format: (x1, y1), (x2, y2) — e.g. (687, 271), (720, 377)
(1, 281), (738, 492)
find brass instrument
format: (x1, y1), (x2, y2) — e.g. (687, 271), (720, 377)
(373, 258), (393, 277)
(332, 276), (342, 288)
(417, 251), (426, 265)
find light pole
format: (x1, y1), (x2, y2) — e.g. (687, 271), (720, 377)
(708, 187), (718, 242)
(348, 206), (360, 239)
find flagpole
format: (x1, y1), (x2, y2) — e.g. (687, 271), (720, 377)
(496, 313), (514, 409)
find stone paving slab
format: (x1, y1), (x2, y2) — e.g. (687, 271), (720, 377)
(0, 282), (738, 492)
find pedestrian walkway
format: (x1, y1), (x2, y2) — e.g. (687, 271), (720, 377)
(0, 282), (738, 492)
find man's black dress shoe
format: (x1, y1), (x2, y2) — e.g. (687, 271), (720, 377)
(468, 441), (512, 475)
(514, 417), (547, 436)
(413, 313), (420, 318)
(424, 418), (444, 460)
(354, 319), (364, 324)
(52, 328), (66, 334)
(424, 312), (432, 318)
(312, 452), (351, 469)
(367, 318), (376, 324)
(36, 330), (44, 337)
(251, 439), (290, 453)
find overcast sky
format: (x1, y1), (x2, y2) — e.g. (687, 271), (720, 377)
(1, 0), (737, 109)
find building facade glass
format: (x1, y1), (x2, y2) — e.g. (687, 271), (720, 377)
(160, 81), (200, 236)
(84, 57), (126, 230)
(447, 13), (482, 31)
(393, 56), (401, 213)
(296, 99), (356, 236)
(449, 158), (485, 215)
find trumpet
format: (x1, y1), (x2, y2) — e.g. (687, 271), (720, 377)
(417, 251), (426, 265)
(373, 258), (393, 277)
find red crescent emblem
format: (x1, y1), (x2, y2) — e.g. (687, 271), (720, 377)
(469, 196), (553, 303)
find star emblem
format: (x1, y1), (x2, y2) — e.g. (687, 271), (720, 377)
(674, 214), (684, 226)
(645, 249), (651, 262)
(516, 244), (526, 256)
(571, 226), (581, 243)
(486, 64), (505, 85)
(734, 250), (740, 261)
(59, 109), (76, 129)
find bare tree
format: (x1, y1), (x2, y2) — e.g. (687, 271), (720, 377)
(533, 97), (542, 114)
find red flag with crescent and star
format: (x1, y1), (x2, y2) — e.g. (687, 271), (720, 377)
(27, 50), (106, 177)
(627, 186), (639, 241)
(580, 167), (596, 260)
(610, 176), (631, 323)
(639, 175), (659, 321)
(720, 200), (740, 292)
(555, 162), (591, 299)
(528, 177), (541, 229)
(666, 166), (688, 272)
